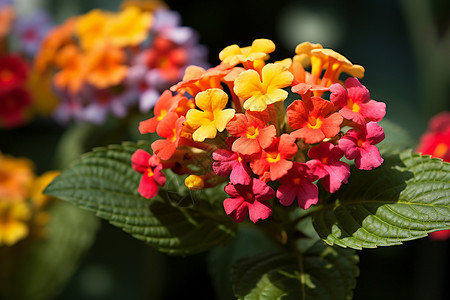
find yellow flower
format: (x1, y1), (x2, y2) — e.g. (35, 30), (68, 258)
(85, 44), (128, 89)
(30, 170), (60, 209)
(0, 201), (31, 246)
(108, 6), (153, 47)
(219, 39), (275, 67)
(185, 88), (235, 142)
(185, 175), (205, 190)
(76, 9), (113, 50)
(0, 153), (35, 203)
(234, 63), (293, 111)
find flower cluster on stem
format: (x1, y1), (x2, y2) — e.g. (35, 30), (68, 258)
(133, 39), (387, 223)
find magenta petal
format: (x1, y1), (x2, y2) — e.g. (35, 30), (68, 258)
(297, 182), (319, 209)
(321, 162), (350, 193)
(339, 135), (360, 160)
(360, 100), (386, 122)
(355, 145), (383, 170)
(229, 162), (252, 185)
(365, 122), (385, 145)
(223, 197), (247, 222)
(248, 200), (272, 223)
(252, 179), (275, 201)
(152, 165), (166, 186)
(276, 184), (296, 206)
(224, 183), (241, 198)
(138, 175), (159, 199)
(329, 83), (348, 107)
(131, 149), (151, 173)
(345, 77), (370, 103)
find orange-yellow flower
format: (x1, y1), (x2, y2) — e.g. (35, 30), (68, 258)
(0, 201), (31, 246)
(75, 9), (113, 50)
(234, 63), (293, 111)
(0, 153), (35, 203)
(53, 44), (86, 93)
(185, 88), (235, 142)
(85, 44), (128, 89)
(108, 6), (153, 47)
(219, 39), (275, 67)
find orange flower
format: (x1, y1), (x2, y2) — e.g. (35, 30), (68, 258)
(85, 44), (128, 89)
(0, 153), (35, 203)
(0, 5), (15, 40)
(53, 44), (86, 93)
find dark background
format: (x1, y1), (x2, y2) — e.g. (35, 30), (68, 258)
(2, 0), (450, 299)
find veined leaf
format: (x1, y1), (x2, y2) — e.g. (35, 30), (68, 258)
(312, 150), (450, 249)
(231, 241), (358, 300)
(44, 141), (237, 255)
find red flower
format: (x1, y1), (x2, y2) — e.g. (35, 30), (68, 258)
(212, 138), (252, 185)
(276, 162), (319, 209)
(223, 179), (274, 223)
(226, 111), (276, 155)
(151, 112), (185, 160)
(287, 96), (343, 144)
(0, 87), (32, 128)
(0, 55), (28, 93)
(131, 149), (166, 199)
(139, 90), (186, 134)
(250, 134), (297, 181)
(307, 142), (350, 193)
(338, 122), (385, 170)
(416, 111), (450, 162)
(430, 230), (450, 241)
(329, 77), (385, 125)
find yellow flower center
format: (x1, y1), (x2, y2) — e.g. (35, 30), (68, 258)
(246, 126), (259, 139)
(266, 152), (281, 163)
(307, 116), (323, 129)
(433, 143), (448, 158)
(347, 98), (361, 113)
(157, 109), (167, 121)
(147, 167), (154, 177)
(357, 139), (364, 147)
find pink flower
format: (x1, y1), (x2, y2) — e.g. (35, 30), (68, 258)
(338, 122), (385, 170)
(330, 77), (386, 125)
(430, 230), (450, 241)
(223, 179), (274, 223)
(212, 139), (251, 185)
(276, 162), (320, 210)
(307, 142), (350, 193)
(131, 149), (166, 199)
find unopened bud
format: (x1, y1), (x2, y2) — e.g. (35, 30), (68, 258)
(185, 175), (205, 190)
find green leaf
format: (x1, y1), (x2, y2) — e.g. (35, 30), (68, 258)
(231, 241), (358, 300)
(0, 201), (99, 300)
(312, 150), (450, 249)
(44, 141), (237, 255)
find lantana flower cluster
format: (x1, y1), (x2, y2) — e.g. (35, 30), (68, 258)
(35, 2), (208, 124)
(0, 152), (59, 246)
(132, 39), (386, 223)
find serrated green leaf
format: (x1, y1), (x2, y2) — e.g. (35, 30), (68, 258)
(45, 141), (237, 255)
(312, 150), (450, 249)
(231, 241), (358, 300)
(0, 201), (99, 300)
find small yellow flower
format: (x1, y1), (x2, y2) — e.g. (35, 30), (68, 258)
(108, 6), (153, 47)
(185, 88), (235, 142)
(0, 201), (31, 246)
(30, 170), (60, 209)
(76, 9), (113, 50)
(219, 39), (275, 67)
(234, 63), (293, 111)
(185, 175), (204, 190)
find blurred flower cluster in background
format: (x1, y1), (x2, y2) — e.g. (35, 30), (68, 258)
(0, 0), (449, 299)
